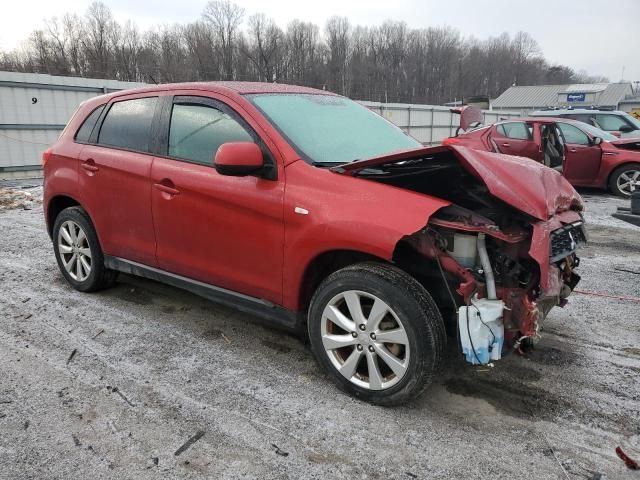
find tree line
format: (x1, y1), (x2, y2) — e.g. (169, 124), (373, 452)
(0, 1), (608, 105)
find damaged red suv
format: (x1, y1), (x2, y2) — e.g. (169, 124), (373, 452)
(43, 82), (586, 405)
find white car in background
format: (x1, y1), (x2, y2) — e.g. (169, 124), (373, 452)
(530, 108), (640, 138)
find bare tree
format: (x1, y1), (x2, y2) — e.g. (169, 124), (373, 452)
(241, 14), (283, 82)
(203, 0), (244, 80)
(83, 2), (116, 77)
(0, 1), (609, 104)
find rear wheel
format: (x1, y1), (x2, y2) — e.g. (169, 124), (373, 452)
(609, 163), (640, 197)
(308, 262), (446, 405)
(53, 207), (118, 292)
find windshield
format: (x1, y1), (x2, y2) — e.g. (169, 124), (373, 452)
(576, 122), (618, 142)
(248, 93), (421, 164)
(622, 112), (640, 130)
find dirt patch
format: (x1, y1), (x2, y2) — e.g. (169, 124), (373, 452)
(525, 344), (580, 367)
(0, 187), (42, 210)
(261, 339), (293, 354)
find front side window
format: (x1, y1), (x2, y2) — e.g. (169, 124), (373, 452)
(557, 123), (590, 145)
(248, 94), (420, 164)
(75, 104), (105, 143)
(594, 114), (630, 131)
(98, 97), (158, 152)
(496, 122), (532, 140)
(168, 103), (254, 165)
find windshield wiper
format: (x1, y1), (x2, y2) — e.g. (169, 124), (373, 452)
(314, 160), (361, 168)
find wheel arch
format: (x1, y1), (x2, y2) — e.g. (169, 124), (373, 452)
(297, 249), (389, 313)
(607, 161), (640, 193)
(46, 194), (82, 238)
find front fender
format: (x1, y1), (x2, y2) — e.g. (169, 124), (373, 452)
(281, 160), (450, 310)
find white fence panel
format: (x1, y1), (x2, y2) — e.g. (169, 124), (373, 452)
(359, 101), (521, 145)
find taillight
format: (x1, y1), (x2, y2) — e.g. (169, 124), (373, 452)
(42, 148), (52, 167)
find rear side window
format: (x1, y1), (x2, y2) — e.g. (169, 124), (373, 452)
(75, 105), (105, 143)
(98, 97), (158, 152)
(496, 122), (532, 140)
(168, 103), (253, 165)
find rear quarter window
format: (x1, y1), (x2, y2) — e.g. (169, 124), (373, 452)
(74, 104), (105, 143)
(98, 97), (158, 152)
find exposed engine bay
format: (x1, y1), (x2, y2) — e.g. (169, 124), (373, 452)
(338, 146), (586, 365)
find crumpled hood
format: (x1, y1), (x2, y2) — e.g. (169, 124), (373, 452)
(611, 138), (640, 151)
(333, 144), (583, 221)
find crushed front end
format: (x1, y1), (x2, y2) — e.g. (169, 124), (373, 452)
(335, 144), (587, 365)
(401, 204), (585, 364)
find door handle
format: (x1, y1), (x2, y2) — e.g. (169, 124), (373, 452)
(569, 148), (577, 153)
(81, 159), (99, 172)
(154, 180), (180, 196)
(502, 143), (510, 147)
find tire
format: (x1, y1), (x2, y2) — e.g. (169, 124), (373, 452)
(609, 163), (640, 197)
(308, 262), (446, 406)
(52, 206), (118, 292)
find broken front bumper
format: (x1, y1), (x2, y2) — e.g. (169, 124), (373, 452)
(443, 210), (586, 364)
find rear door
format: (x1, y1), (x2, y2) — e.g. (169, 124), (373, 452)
(150, 94), (285, 304)
(490, 121), (540, 160)
(77, 94), (160, 265)
(556, 122), (602, 185)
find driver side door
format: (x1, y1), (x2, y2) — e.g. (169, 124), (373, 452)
(556, 122), (602, 186)
(150, 94), (285, 304)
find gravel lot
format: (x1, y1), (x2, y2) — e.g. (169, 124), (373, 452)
(0, 186), (639, 479)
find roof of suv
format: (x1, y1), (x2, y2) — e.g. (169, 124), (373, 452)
(499, 117), (586, 126)
(530, 109), (626, 116)
(108, 81), (334, 100)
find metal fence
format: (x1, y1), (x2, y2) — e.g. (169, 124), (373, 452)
(0, 71), (521, 179)
(0, 71), (146, 179)
(360, 101), (521, 145)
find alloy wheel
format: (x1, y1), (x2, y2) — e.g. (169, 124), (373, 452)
(57, 220), (92, 282)
(617, 168), (640, 195)
(320, 290), (410, 390)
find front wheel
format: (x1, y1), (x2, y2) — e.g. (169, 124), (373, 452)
(308, 262), (446, 405)
(609, 163), (640, 197)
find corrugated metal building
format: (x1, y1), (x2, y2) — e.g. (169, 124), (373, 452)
(0, 71), (146, 179)
(491, 82), (634, 114)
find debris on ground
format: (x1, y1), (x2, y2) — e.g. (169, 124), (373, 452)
(616, 447), (640, 470)
(107, 386), (136, 407)
(0, 186), (43, 210)
(271, 443), (289, 457)
(174, 430), (205, 456)
(66, 349), (77, 365)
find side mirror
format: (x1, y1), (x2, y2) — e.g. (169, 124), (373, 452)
(592, 137), (602, 146)
(214, 142), (264, 176)
(618, 124), (634, 133)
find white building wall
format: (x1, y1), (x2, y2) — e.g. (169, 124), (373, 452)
(0, 71), (146, 179)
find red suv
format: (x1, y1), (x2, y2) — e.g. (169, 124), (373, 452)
(44, 82), (585, 405)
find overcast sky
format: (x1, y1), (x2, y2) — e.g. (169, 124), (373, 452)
(1, 0), (639, 84)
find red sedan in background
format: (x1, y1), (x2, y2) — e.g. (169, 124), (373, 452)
(444, 111), (640, 196)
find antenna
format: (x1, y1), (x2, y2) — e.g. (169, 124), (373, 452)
(146, 73), (159, 85)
